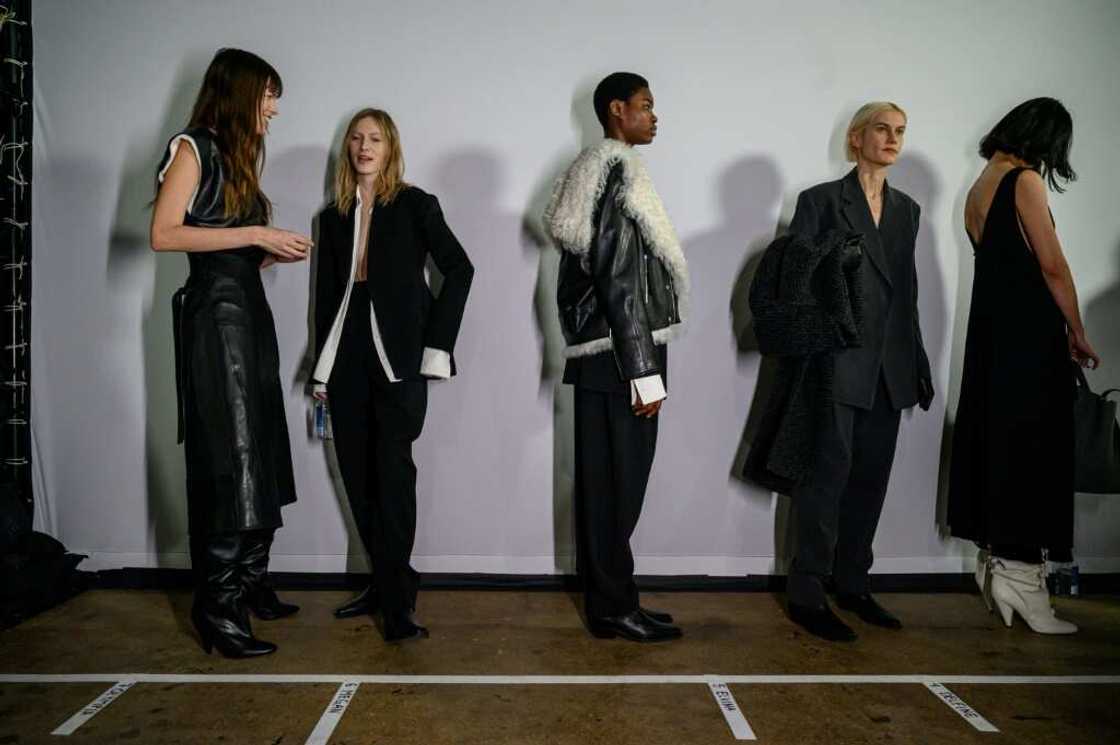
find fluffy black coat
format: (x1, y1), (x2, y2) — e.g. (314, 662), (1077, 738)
(743, 230), (864, 493)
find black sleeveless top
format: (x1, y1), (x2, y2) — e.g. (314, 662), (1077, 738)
(159, 127), (296, 535)
(947, 167), (1074, 552)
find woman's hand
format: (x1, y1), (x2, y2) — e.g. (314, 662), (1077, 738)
(255, 226), (312, 261)
(1069, 331), (1101, 370)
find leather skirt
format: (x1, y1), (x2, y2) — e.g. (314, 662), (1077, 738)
(173, 250), (297, 536)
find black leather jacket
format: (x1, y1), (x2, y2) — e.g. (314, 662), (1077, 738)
(556, 163), (680, 380)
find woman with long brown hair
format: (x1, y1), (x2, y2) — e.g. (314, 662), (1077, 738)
(311, 109), (473, 642)
(150, 48), (310, 657)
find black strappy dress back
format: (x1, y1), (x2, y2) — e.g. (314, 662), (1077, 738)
(948, 167), (1074, 554)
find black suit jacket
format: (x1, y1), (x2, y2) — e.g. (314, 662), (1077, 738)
(314, 186), (474, 381)
(788, 168), (931, 410)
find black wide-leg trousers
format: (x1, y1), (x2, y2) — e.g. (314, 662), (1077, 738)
(328, 285), (427, 614)
(787, 375), (902, 608)
(573, 387), (658, 619)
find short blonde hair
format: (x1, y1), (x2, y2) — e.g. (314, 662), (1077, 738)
(335, 108), (406, 214)
(846, 101), (907, 162)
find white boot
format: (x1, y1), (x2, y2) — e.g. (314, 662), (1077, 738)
(974, 549), (993, 612)
(990, 558), (1077, 634)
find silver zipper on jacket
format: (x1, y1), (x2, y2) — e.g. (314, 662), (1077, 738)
(643, 253), (649, 303)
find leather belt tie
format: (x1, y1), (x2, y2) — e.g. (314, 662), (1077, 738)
(172, 285), (188, 444)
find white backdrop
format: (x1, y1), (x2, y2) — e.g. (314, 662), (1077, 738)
(31, 0), (1120, 574)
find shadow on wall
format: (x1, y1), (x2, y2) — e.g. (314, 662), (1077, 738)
(519, 77), (604, 575)
(524, 76), (606, 390)
(1078, 241), (1120, 548)
(260, 142), (351, 566)
(105, 54), (207, 573)
(889, 153), (949, 534)
(936, 147), (985, 537)
(716, 156), (788, 568)
(263, 143), (334, 396)
(431, 146), (549, 559)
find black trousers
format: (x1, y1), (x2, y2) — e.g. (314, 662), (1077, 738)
(787, 375), (901, 607)
(328, 284), (427, 613)
(573, 386), (658, 618)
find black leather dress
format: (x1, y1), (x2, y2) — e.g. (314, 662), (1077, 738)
(162, 127), (297, 537)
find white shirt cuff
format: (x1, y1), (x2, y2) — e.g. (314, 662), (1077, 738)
(420, 347), (452, 379)
(312, 382), (327, 396)
(630, 374), (666, 406)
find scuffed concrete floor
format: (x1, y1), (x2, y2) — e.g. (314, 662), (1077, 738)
(1, 590), (1117, 743)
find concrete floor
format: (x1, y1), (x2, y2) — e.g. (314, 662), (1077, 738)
(0, 590), (1117, 743)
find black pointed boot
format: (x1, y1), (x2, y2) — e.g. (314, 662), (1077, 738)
(192, 532), (277, 658)
(241, 529), (299, 620)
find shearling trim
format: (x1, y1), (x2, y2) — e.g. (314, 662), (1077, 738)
(544, 139), (691, 325)
(561, 324), (684, 359)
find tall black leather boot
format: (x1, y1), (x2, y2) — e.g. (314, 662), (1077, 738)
(241, 529), (299, 620)
(191, 532), (277, 658)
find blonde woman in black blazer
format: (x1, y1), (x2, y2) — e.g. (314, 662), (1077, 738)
(783, 101), (932, 642)
(311, 108), (473, 642)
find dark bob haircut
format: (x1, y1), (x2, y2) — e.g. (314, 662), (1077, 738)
(979, 97), (1076, 192)
(593, 72), (650, 129)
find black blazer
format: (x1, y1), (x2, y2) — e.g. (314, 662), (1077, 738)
(788, 168), (932, 411)
(314, 186), (474, 381)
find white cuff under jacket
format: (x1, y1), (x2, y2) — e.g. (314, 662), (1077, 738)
(630, 374), (666, 406)
(420, 347), (452, 379)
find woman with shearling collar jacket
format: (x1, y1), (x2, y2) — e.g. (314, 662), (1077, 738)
(311, 108), (473, 643)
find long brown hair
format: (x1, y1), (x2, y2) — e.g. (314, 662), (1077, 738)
(334, 108), (406, 215)
(188, 48), (282, 219)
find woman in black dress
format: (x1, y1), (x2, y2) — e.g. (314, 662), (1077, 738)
(949, 98), (1101, 634)
(150, 49), (310, 657)
(311, 109), (473, 642)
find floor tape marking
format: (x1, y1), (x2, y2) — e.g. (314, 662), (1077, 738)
(3, 673), (1119, 686)
(305, 681), (360, 745)
(50, 680), (135, 736)
(925, 681), (999, 733)
(707, 680), (757, 740)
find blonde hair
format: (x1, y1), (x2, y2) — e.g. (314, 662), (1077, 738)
(846, 101), (907, 162)
(334, 108), (406, 214)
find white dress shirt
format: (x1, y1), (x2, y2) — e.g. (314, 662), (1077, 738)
(631, 374), (666, 405)
(312, 189), (450, 392)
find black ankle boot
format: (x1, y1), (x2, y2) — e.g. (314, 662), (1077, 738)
(241, 530), (299, 620)
(192, 532), (277, 658)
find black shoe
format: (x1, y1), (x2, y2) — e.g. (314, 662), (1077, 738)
(788, 602), (857, 642)
(836, 593), (902, 630)
(246, 586), (300, 620)
(382, 610), (429, 643)
(241, 530), (300, 620)
(192, 602), (278, 658)
(334, 586), (378, 619)
(640, 606), (674, 624)
(589, 610), (682, 642)
(192, 533), (278, 659)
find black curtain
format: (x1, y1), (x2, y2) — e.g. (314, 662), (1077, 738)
(1, 0), (32, 532)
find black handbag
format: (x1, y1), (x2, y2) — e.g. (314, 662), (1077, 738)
(1073, 364), (1120, 494)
